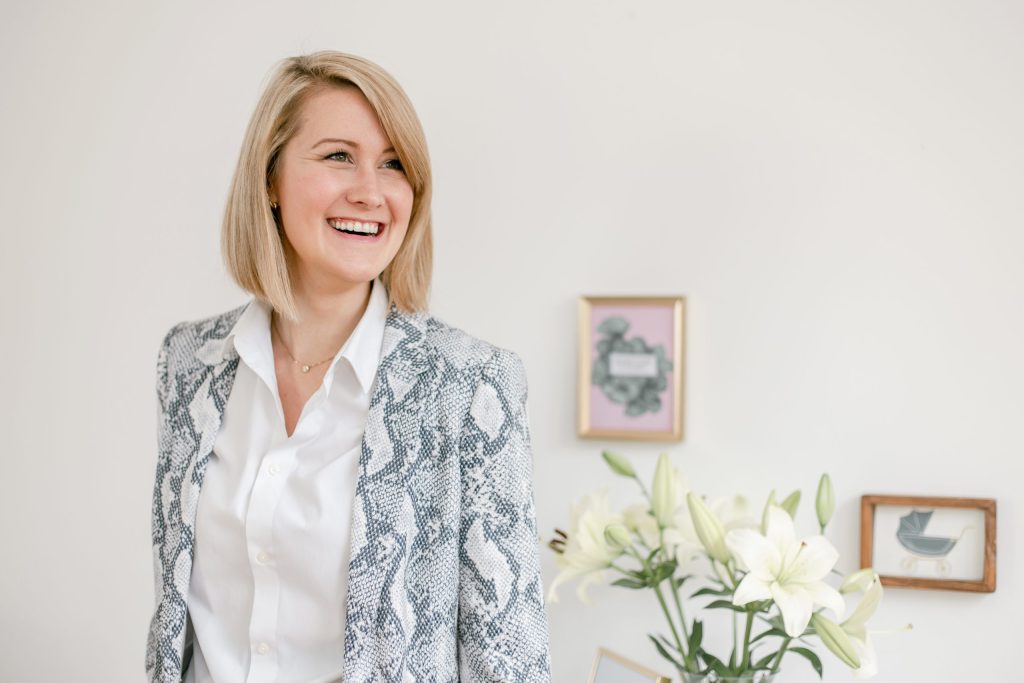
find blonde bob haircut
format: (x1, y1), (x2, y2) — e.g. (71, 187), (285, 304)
(222, 50), (433, 321)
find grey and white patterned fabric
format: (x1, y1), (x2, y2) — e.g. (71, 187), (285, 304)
(146, 299), (552, 683)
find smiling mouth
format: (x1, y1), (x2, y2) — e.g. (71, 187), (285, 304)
(327, 218), (385, 238)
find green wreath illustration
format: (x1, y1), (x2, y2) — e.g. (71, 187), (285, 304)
(591, 316), (673, 417)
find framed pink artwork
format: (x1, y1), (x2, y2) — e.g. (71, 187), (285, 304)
(577, 296), (686, 441)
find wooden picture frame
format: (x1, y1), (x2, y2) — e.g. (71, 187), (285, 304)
(577, 296), (685, 441)
(860, 494), (996, 592)
(587, 647), (672, 683)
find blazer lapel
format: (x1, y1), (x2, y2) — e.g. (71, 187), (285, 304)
(343, 304), (434, 682)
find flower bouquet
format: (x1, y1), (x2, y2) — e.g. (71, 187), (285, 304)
(547, 452), (909, 682)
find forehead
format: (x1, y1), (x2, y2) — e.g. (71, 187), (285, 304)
(293, 84), (392, 148)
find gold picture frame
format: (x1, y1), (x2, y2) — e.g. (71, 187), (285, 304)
(578, 296), (685, 441)
(587, 647), (673, 683)
(860, 494), (996, 592)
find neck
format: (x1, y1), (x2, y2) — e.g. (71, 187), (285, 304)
(272, 278), (374, 363)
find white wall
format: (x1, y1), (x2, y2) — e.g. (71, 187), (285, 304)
(2, 1), (1021, 680)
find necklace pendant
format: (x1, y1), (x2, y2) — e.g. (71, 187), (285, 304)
(301, 364), (311, 373)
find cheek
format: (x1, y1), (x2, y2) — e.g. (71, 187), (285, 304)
(392, 184), (415, 224)
(285, 167), (341, 212)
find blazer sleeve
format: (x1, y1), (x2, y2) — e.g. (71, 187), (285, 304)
(456, 348), (553, 682)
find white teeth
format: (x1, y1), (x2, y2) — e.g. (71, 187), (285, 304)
(329, 219), (380, 235)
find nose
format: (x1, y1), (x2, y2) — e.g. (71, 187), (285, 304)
(346, 166), (384, 208)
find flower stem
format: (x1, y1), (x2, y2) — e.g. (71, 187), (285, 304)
(667, 574), (691, 644)
(633, 475), (652, 502)
(653, 583), (690, 669)
(740, 611), (754, 670)
(770, 637), (792, 673)
(730, 612), (738, 669)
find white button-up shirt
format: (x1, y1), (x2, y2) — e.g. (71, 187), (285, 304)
(183, 278), (389, 683)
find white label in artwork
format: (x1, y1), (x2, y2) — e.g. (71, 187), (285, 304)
(608, 352), (659, 378)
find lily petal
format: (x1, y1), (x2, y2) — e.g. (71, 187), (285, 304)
(851, 633), (878, 679)
(844, 578), (883, 633)
(805, 581), (846, 621)
(770, 581), (814, 637)
(726, 528), (779, 582)
(733, 573), (773, 606)
(764, 505), (797, 556)
(785, 535), (840, 582)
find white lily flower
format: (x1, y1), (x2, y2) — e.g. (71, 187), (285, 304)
(547, 490), (624, 604)
(623, 504), (662, 550)
(842, 575), (912, 679)
(726, 505), (845, 637)
(710, 495), (759, 533)
(842, 576), (881, 678)
(662, 525), (703, 565)
(622, 502), (701, 567)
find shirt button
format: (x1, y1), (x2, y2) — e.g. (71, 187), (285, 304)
(268, 463), (280, 476)
(256, 642), (271, 655)
(256, 551), (270, 565)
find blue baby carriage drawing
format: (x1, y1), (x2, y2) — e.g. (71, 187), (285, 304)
(896, 510), (971, 576)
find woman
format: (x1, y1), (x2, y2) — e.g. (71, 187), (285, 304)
(146, 51), (551, 683)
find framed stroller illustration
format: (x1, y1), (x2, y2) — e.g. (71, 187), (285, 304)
(577, 296), (685, 441)
(860, 494), (996, 592)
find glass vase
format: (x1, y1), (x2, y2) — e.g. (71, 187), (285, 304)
(677, 671), (777, 683)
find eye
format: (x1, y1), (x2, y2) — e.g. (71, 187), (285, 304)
(324, 150), (351, 162)
(383, 158), (405, 172)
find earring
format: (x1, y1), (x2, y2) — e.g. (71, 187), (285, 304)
(270, 200), (279, 209)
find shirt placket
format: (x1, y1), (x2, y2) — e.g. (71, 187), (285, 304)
(243, 386), (327, 683)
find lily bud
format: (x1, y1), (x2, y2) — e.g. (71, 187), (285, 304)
(651, 453), (677, 528)
(686, 491), (730, 564)
(811, 612), (861, 669)
(780, 490), (801, 519)
(815, 473), (835, 530)
(604, 523), (633, 550)
(761, 489), (777, 534)
(601, 450), (637, 478)
(840, 568), (878, 594)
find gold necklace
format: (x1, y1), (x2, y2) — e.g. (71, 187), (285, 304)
(271, 316), (336, 374)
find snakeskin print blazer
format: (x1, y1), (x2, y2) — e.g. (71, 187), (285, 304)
(146, 299), (552, 683)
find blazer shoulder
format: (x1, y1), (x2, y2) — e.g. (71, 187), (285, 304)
(419, 312), (526, 382)
(158, 301), (248, 369)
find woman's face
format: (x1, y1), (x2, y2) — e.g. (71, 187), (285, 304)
(270, 85), (413, 292)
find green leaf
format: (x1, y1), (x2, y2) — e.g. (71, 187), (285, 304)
(780, 490), (801, 518)
(688, 620), (703, 653)
(652, 560), (678, 584)
(647, 634), (684, 671)
(789, 646), (824, 678)
(705, 599), (748, 613)
(700, 652), (730, 678)
(674, 574), (690, 589)
(611, 578), (646, 589)
(750, 627), (789, 644)
(752, 652), (777, 670)
(758, 613), (787, 631)
(690, 586), (732, 599)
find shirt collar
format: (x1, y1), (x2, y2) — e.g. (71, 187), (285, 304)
(225, 278), (389, 397)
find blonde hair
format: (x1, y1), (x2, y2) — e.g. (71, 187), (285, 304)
(221, 51), (433, 321)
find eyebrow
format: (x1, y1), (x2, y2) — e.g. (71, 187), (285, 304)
(312, 137), (395, 154)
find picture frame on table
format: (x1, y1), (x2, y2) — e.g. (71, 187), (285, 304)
(577, 296), (685, 441)
(860, 494), (996, 593)
(587, 647), (672, 683)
